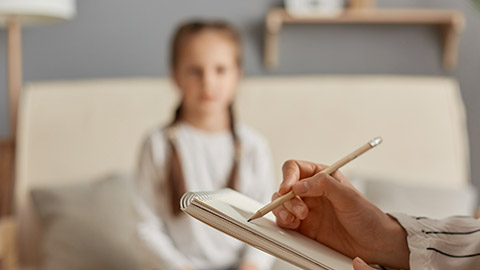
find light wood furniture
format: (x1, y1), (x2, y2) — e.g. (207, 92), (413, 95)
(7, 16), (22, 141)
(0, 1), (75, 218)
(265, 8), (465, 70)
(0, 139), (14, 217)
(0, 17), (21, 219)
(0, 217), (18, 270)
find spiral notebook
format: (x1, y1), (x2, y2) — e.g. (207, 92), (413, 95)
(180, 188), (353, 270)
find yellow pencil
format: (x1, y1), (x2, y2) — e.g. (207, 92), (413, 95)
(248, 137), (382, 222)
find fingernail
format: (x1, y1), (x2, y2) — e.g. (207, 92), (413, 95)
(294, 205), (304, 217)
(354, 257), (367, 266)
(279, 210), (289, 222)
(296, 181), (309, 194)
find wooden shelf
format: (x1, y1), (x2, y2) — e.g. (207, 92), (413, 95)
(265, 8), (465, 70)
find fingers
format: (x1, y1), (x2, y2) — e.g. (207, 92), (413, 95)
(283, 195), (309, 220)
(274, 206), (300, 230)
(292, 173), (353, 202)
(271, 192), (301, 229)
(237, 261), (259, 270)
(292, 173), (333, 197)
(279, 160), (328, 195)
(353, 257), (375, 270)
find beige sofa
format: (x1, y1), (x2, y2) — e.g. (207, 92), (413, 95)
(13, 76), (476, 270)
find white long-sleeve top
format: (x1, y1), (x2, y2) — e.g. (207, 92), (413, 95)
(390, 213), (480, 269)
(135, 122), (275, 270)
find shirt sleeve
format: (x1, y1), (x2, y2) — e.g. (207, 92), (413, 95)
(389, 212), (480, 270)
(134, 136), (191, 270)
(241, 135), (276, 270)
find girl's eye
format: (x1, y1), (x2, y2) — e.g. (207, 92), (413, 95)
(187, 67), (202, 76)
(216, 66), (226, 75)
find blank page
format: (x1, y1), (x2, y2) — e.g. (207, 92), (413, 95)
(182, 189), (353, 270)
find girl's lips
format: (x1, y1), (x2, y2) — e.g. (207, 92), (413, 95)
(200, 96), (215, 101)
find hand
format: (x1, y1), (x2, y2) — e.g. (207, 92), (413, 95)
(237, 261), (260, 270)
(177, 267), (195, 270)
(272, 160), (409, 269)
(353, 257), (376, 270)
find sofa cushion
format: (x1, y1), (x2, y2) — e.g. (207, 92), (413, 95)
(30, 174), (140, 270)
(351, 177), (478, 219)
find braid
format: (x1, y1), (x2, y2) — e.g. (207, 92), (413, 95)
(166, 103), (186, 216)
(166, 103), (241, 216)
(171, 103), (183, 126)
(226, 104), (241, 191)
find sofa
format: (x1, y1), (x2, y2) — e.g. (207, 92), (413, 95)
(11, 75), (476, 270)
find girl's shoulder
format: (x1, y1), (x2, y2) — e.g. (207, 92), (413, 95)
(140, 126), (170, 156)
(236, 124), (269, 150)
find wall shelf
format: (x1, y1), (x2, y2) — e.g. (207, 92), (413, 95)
(265, 8), (465, 70)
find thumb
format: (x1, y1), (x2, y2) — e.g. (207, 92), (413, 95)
(353, 257), (375, 270)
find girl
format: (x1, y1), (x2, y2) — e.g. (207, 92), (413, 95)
(135, 21), (275, 270)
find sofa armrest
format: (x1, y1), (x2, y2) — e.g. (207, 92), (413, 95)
(0, 217), (18, 270)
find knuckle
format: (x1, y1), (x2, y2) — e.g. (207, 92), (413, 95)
(287, 218), (300, 229)
(283, 201), (293, 211)
(282, 160), (296, 171)
(316, 163), (329, 171)
(315, 174), (332, 193)
(316, 173), (329, 185)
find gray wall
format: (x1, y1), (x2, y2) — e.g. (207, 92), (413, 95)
(1, 0), (479, 195)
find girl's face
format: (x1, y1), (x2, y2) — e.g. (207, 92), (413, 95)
(173, 31), (241, 116)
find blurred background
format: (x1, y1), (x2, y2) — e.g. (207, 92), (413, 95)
(1, 0), (480, 185)
(1, 0), (480, 269)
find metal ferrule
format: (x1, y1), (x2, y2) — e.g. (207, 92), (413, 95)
(369, 137), (383, 147)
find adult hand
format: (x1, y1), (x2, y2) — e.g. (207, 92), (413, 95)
(237, 261), (259, 270)
(177, 267), (195, 270)
(272, 160), (409, 269)
(353, 257), (376, 270)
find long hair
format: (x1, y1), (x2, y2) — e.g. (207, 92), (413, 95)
(167, 20), (242, 215)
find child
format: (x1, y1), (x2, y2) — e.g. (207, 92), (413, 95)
(135, 21), (275, 270)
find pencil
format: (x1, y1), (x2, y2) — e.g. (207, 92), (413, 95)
(247, 137), (382, 222)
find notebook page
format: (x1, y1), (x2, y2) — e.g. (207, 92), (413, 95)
(193, 189), (353, 270)
(186, 202), (323, 269)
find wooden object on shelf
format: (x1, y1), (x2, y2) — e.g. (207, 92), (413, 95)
(349, 0), (376, 9)
(264, 8), (465, 70)
(0, 139), (14, 217)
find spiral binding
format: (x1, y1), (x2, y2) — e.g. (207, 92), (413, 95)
(180, 189), (233, 210)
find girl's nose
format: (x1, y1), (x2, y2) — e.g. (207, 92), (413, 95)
(202, 72), (215, 93)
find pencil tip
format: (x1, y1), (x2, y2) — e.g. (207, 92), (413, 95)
(247, 218), (252, 222)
